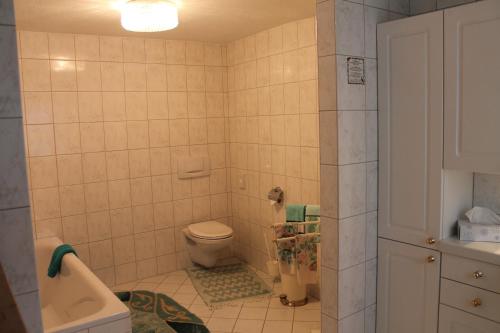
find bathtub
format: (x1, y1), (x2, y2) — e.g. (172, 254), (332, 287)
(35, 237), (130, 333)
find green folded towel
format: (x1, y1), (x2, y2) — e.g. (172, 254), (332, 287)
(47, 244), (77, 278)
(305, 205), (320, 221)
(286, 204), (306, 222)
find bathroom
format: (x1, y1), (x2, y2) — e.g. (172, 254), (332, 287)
(3, 0), (322, 332)
(1, 0), (500, 333)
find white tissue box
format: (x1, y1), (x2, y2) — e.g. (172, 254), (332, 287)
(458, 220), (500, 242)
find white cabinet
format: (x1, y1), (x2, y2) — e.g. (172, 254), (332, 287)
(378, 11), (444, 248)
(377, 1), (499, 332)
(377, 238), (441, 333)
(444, 0), (500, 175)
(439, 305), (500, 333)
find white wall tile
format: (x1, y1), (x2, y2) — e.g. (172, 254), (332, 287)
(365, 59), (378, 110)
(145, 38), (166, 64)
(0, 208), (38, 295)
(436, 0), (475, 9)
(335, 0), (365, 57)
(321, 266), (338, 318)
(338, 263), (365, 318)
(338, 310), (364, 333)
(0, 0), (15, 25)
(365, 212), (377, 260)
(75, 34), (100, 61)
(389, 0), (410, 14)
(318, 56), (336, 111)
(321, 216), (338, 269)
(15, 290), (43, 333)
(50, 60), (77, 91)
(320, 111), (337, 165)
(339, 163), (366, 218)
(48, 33), (75, 60)
(338, 111), (366, 165)
(22, 59), (51, 91)
(320, 165), (338, 218)
(338, 214), (366, 269)
(0, 118), (29, 209)
(366, 161), (378, 212)
(365, 258), (377, 306)
(364, 7), (390, 59)
(473, 173), (500, 213)
(100, 36), (123, 62)
(365, 0), (389, 10)
(0, 26), (22, 118)
(20, 31), (49, 59)
(410, 0), (437, 15)
(123, 37), (145, 63)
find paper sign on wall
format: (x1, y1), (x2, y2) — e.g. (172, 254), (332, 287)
(347, 57), (365, 85)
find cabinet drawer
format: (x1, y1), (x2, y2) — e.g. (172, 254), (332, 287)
(442, 254), (500, 293)
(440, 279), (500, 323)
(439, 304), (500, 333)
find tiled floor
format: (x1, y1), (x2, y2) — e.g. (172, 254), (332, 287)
(112, 266), (321, 333)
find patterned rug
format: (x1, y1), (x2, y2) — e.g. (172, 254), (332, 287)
(185, 262), (272, 306)
(115, 290), (209, 333)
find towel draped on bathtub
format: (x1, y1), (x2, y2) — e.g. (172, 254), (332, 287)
(47, 244), (78, 278)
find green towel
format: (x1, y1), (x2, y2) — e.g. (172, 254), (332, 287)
(286, 204), (306, 222)
(305, 205), (320, 221)
(47, 244), (77, 278)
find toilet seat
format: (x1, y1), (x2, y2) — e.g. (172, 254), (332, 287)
(188, 220), (233, 240)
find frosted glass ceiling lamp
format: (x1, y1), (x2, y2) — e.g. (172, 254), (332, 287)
(121, 0), (179, 32)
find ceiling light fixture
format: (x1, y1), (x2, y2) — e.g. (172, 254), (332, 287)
(121, 0), (179, 32)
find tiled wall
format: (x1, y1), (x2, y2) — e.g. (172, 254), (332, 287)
(315, 1), (486, 332)
(18, 31), (232, 286)
(0, 1), (43, 332)
(226, 18), (320, 272)
(474, 174), (500, 214)
(410, 0), (482, 14)
(316, 0), (409, 332)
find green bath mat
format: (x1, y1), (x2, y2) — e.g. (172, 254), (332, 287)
(115, 290), (209, 333)
(186, 262), (272, 306)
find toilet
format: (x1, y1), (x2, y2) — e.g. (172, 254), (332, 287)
(183, 220), (233, 268)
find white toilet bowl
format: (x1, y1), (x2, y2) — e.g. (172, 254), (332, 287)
(183, 220), (233, 268)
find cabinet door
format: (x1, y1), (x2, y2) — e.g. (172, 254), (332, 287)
(377, 238), (440, 333)
(439, 305), (500, 333)
(378, 12), (444, 247)
(444, 0), (500, 174)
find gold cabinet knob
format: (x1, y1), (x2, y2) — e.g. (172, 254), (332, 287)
(427, 256), (436, 263)
(472, 298), (482, 307)
(473, 271), (484, 279)
(426, 237), (436, 245)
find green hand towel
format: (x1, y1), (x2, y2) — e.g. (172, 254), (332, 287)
(286, 204), (306, 222)
(305, 205), (320, 221)
(47, 244), (77, 278)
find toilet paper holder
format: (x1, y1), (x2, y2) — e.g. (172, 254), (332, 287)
(268, 187), (284, 205)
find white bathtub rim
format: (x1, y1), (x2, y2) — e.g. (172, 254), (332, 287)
(36, 237), (130, 333)
(45, 311), (130, 333)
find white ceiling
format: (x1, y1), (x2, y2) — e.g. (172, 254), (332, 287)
(14, 0), (316, 43)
